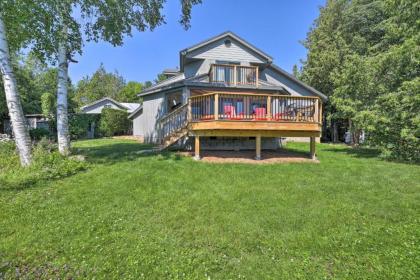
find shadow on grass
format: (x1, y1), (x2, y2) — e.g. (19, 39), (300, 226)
(277, 147), (313, 158)
(323, 145), (381, 159)
(1, 142), (165, 192)
(0, 178), (38, 192)
(73, 142), (182, 165)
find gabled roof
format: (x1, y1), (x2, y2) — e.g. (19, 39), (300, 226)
(120, 102), (142, 112)
(127, 104), (143, 119)
(138, 31), (326, 100)
(179, 31), (273, 71)
(80, 97), (141, 113)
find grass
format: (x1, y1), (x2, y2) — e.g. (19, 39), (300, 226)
(0, 138), (419, 279)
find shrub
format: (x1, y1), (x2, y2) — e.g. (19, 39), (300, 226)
(0, 140), (20, 172)
(0, 140), (88, 189)
(29, 127), (52, 141)
(70, 114), (100, 140)
(99, 108), (131, 136)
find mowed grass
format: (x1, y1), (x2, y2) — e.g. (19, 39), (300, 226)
(0, 139), (419, 279)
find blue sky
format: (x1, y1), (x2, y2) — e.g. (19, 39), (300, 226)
(70, 0), (325, 84)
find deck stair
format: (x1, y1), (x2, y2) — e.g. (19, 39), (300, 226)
(157, 103), (189, 150)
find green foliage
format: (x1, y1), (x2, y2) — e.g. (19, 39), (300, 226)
(154, 72), (169, 84)
(118, 81), (143, 103)
(0, 140), (19, 172)
(301, 0), (420, 161)
(99, 108), (130, 137)
(69, 114), (100, 140)
(0, 55), (44, 118)
(1, 0), (202, 63)
(29, 127), (52, 141)
(0, 139), (419, 278)
(0, 0), (62, 59)
(0, 55), (75, 128)
(74, 64), (125, 106)
(369, 78), (420, 161)
(0, 139), (87, 189)
(41, 92), (54, 118)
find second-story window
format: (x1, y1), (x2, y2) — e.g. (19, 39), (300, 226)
(212, 61), (239, 84)
(210, 62), (258, 86)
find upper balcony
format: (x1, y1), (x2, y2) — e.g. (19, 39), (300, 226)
(209, 64), (259, 86)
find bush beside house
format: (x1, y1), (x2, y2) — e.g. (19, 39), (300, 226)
(99, 108), (131, 137)
(70, 114), (100, 140)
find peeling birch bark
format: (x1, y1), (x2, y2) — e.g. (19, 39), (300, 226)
(0, 15), (32, 166)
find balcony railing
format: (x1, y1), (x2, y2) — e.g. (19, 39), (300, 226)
(209, 64), (259, 86)
(189, 92), (322, 123)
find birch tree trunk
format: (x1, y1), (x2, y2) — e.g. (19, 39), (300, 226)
(0, 15), (32, 166)
(56, 25), (70, 155)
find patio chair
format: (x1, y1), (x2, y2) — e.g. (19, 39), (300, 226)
(253, 107), (267, 120)
(223, 105), (236, 119)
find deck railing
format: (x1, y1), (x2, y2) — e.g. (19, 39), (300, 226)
(209, 64), (259, 86)
(189, 93), (321, 123)
(158, 103), (188, 140)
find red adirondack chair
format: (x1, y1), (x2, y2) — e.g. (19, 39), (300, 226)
(254, 107), (267, 120)
(223, 105), (236, 119)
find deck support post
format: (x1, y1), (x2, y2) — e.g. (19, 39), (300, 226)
(255, 135), (261, 160)
(194, 135), (201, 160)
(310, 137), (316, 160)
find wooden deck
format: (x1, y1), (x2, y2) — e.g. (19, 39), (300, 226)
(188, 92), (322, 137)
(187, 92), (322, 160)
(158, 91), (323, 160)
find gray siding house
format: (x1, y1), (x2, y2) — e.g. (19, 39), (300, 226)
(129, 31), (326, 159)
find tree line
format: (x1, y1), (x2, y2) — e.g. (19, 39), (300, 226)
(299, 0), (419, 161)
(0, 0), (201, 166)
(0, 58), (152, 138)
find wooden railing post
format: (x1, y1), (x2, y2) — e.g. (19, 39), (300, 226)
(267, 95), (271, 120)
(314, 98), (319, 123)
(256, 67), (259, 87)
(319, 100), (323, 124)
(233, 65), (237, 85)
(187, 98), (192, 122)
(214, 93), (219, 120)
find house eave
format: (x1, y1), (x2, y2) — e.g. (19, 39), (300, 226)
(80, 97), (130, 113)
(269, 64), (328, 101)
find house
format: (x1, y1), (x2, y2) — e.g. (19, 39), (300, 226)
(129, 31), (326, 159)
(2, 114), (49, 135)
(80, 97), (141, 138)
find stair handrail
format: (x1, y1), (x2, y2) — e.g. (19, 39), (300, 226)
(158, 103), (189, 142)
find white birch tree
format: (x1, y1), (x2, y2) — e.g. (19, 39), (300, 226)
(56, 25), (71, 155)
(53, 0), (202, 155)
(0, 16), (32, 166)
(0, 0), (58, 166)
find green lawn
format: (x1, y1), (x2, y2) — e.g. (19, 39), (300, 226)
(1, 139), (419, 279)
